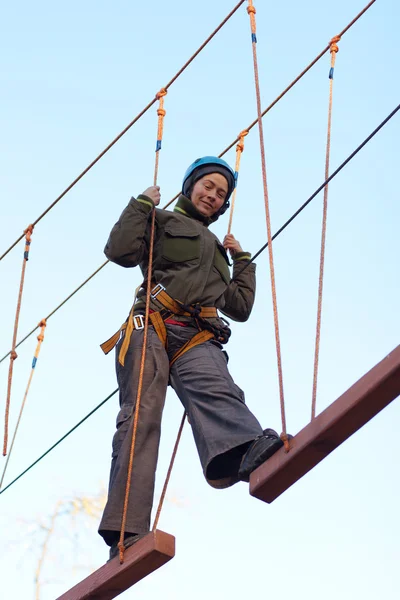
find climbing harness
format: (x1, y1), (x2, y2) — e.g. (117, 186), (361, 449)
(100, 282), (229, 368)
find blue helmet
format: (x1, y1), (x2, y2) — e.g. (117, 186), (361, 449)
(182, 156), (236, 216)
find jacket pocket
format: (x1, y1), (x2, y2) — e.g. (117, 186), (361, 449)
(214, 242), (231, 285)
(112, 404), (133, 458)
(162, 222), (200, 262)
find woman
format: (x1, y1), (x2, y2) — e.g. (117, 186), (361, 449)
(98, 156), (283, 559)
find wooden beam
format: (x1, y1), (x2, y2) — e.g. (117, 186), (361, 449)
(250, 345), (400, 504)
(56, 530), (175, 600)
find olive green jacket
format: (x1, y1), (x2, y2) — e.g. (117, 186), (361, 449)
(104, 195), (256, 324)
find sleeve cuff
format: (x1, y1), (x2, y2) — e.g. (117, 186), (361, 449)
(136, 195), (155, 211)
(234, 251), (251, 261)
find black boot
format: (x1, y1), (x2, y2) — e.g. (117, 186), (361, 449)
(238, 429), (283, 482)
(108, 533), (144, 561)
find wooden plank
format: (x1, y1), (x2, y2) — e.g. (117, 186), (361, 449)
(56, 530), (175, 600)
(250, 345), (400, 504)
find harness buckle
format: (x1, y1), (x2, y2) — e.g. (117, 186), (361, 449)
(133, 314), (145, 330)
(151, 283), (165, 299)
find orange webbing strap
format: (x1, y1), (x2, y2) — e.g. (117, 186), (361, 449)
(3, 224), (34, 456)
(311, 35), (341, 421)
(152, 285), (218, 318)
(169, 330), (214, 368)
(149, 312), (167, 348)
(102, 308), (215, 368)
(246, 0), (288, 451)
(227, 130), (248, 234)
(196, 307), (218, 318)
(152, 288), (180, 313)
(100, 323), (127, 355)
(0, 319), (46, 489)
(100, 284), (142, 360)
(118, 306), (135, 367)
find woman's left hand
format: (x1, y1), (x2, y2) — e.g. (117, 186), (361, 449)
(223, 234), (243, 258)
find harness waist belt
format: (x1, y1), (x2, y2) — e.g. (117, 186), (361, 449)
(100, 283), (219, 367)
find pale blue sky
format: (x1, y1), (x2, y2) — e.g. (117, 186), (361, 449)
(1, 1), (399, 598)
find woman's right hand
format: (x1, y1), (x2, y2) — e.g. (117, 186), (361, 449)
(141, 186), (161, 206)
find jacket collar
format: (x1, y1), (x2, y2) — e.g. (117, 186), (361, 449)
(173, 195), (217, 226)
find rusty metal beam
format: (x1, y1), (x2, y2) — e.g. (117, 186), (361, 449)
(250, 345), (400, 504)
(56, 530), (175, 600)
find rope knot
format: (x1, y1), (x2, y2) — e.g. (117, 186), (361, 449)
(38, 319), (47, 328)
(118, 541), (125, 564)
(11, 350), (18, 361)
(157, 108), (166, 117)
(24, 224), (34, 242)
(280, 432), (290, 453)
(236, 130), (248, 153)
(156, 88), (167, 100)
(247, 5), (256, 15)
(330, 35), (341, 54)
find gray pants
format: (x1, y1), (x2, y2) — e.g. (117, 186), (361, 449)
(98, 324), (263, 545)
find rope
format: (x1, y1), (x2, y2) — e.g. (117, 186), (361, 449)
(0, 390), (118, 495)
(152, 410), (186, 531)
(162, 1), (376, 209)
(218, 0), (376, 157)
(234, 103), (400, 279)
(0, 1), (246, 264)
(311, 36), (340, 421)
(118, 90), (167, 563)
(0, 102), (398, 499)
(118, 217), (156, 564)
(0, 320), (46, 489)
(3, 224), (34, 456)
(227, 130), (248, 234)
(0, 2), (376, 366)
(246, 0), (288, 451)
(0, 261), (109, 367)
(154, 89), (167, 185)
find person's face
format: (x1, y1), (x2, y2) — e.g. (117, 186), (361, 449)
(190, 173), (228, 217)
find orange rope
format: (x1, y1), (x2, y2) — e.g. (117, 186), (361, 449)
(0, 1), (247, 265)
(311, 36), (340, 421)
(0, 320), (46, 489)
(152, 410), (186, 531)
(246, 1), (288, 451)
(118, 90), (167, 563)
(227, 130), (248, 234)
(162, 1), (376, 212)
(3, 224), (34, 456)
(118, 214), (156, 564)
(154, 89), (167, 186)
(0, 6), (375, 375)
